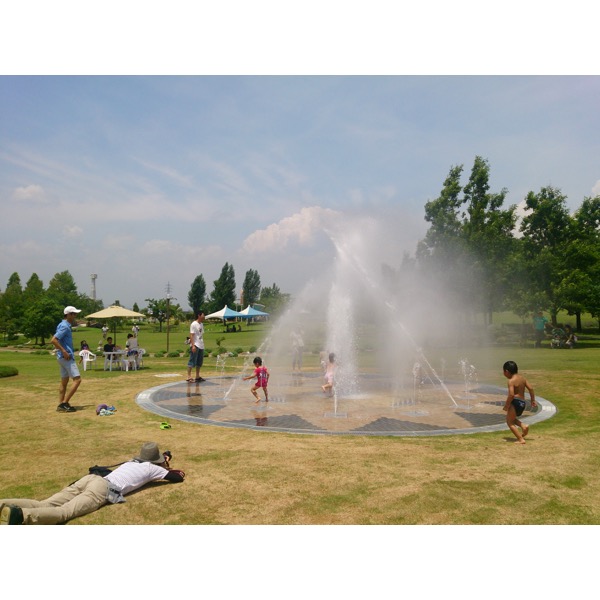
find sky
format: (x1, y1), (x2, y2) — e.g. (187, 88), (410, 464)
(2, 75), (599, 311)
(1, 3), (598, 313)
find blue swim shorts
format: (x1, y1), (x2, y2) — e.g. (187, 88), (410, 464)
(511, 398), (526, 417)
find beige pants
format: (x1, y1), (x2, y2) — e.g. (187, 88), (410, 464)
(1, 474), (109, 524)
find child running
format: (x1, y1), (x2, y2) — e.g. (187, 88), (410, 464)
(502, 360), (537, 444)
(243, 356), (269, 403)
(322, 352), (336, 396)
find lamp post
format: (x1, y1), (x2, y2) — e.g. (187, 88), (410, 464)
(166, 293), (171, 353)
(165, 282), (176, 354)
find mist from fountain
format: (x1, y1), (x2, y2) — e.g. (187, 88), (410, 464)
(257, 215), (462, 410)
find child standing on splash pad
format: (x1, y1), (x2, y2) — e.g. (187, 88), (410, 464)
(502, 360), (537, 444)
(322, 353), (336, 396)
(243, 356), (269, 403)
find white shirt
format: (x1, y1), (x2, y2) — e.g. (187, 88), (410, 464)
(104, 461), (168, 496)
(190, 320), (204, 349)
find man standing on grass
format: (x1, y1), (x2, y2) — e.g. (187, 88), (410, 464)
(50, 306), (82, 413)
(186, 311), (206, 383)
(533, 311), (549, 348)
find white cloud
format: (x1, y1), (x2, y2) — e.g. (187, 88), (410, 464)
(242, 206), (340, 254)
(592, 180), (600, 196)
(63, 225), (83, 238)
(13, 184), (47, 203)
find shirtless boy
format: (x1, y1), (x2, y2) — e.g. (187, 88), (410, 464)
(502, 360), (537, 444)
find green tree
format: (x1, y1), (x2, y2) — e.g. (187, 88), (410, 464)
(259, 283), (290, 315)
(242, 269), (261, 307)
(144, 298), (169, 332)
(418, 157), (517, 328)
(417, 164), (470, 316)
(418, 164), (464, 266)
(0, 272), (24, 339)
(23, 273), (45, 305)
(208, 263), (236, 313)
(519, 186), (573, 324)
(188, 274), (207, 315)
(460, 156), (516, 324)
(502, 239), (547, 322)
(557, 195), (600, 330)
(21, 296), (63, 345)
(46, 270), (80, 308)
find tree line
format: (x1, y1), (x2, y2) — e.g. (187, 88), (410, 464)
(0, 263), (289, 342)
(397, 156), (600, 331)
(145, 264), (289, 332)
(185, 263), (288, 317)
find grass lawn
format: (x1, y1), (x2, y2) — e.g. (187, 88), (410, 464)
(1, 316), (600, 527)
(2, 317), (598, 596)
(70, 320), (270, 357)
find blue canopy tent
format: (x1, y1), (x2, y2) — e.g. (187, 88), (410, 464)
(239, 305), (270, 318)
(205, 305), (245, 321)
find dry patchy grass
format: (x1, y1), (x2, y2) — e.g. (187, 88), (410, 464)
(1, 350), (600, 525)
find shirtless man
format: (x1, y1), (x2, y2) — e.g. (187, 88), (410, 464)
(502, 360), (537, 444)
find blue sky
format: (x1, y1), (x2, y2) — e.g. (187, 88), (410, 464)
(1, 3), (599, 311)
(1, 75), (599, 310)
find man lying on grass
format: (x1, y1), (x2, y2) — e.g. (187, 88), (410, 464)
(0, 442), (185, 525)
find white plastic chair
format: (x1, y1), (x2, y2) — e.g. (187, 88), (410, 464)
(79, 349), (97, 371)
(136, 348), (145, 369)
(121, 352), (137, 372)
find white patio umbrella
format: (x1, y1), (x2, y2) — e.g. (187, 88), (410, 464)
(85, 305), (145, 343)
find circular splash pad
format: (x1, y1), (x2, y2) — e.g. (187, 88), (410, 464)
(136, 371), (557, 436)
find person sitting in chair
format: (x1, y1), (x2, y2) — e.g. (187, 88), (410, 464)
(103, 337), (118, 353)
(125, 333), (138, 356)
(564, 325), (577, 349)
(78, 340), (90, 364)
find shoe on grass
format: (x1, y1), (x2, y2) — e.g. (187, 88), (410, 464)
(57, 403), (76, 413)
(0, 504), (24, 525)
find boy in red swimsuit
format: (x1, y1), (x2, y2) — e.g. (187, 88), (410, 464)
(243, 356), (269, 403)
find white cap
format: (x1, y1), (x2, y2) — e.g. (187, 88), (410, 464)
(64, 306), (82, 315)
